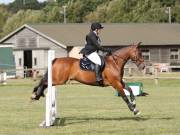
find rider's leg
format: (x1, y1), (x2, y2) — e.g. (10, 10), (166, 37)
(86, 51), (103, 84)
(95, 64), (103, 82)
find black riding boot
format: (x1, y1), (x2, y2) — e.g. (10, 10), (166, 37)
(95, 64), (103, 85)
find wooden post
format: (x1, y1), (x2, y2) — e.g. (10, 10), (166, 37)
(154, 68), (158, 85)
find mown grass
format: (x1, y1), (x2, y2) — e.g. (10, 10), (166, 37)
(0, 79), (180, 135)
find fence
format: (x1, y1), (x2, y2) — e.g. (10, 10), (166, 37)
(124, 65), (180, 85)
(1, 66), (180, 85)
(0, 68), (46, 82)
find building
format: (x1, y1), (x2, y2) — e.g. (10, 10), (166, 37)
(0, 43), (15, 78)
(0, 24), (67, 77)
(0, 23), (180, 77)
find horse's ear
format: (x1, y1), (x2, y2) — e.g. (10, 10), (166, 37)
(136, 42), (142, 48)
(137, 42), (142, 46)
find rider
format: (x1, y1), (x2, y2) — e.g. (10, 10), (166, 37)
(79, 22), (111, 85)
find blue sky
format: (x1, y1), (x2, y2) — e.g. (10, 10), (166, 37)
(0, 0), (47, 4)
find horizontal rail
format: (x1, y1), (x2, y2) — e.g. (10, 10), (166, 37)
(124, 76), (180, 79)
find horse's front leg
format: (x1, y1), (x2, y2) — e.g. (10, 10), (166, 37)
(112, 80), (140, 115)
(121, 81), (136, 108)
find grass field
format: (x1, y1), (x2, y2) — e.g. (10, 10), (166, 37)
(0, 79), (180, 135)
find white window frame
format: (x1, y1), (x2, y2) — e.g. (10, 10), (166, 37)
(141, 49), (150, 61)
(170, 48), (179, 60)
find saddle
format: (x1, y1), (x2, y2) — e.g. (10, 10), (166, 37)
(80, 56), (105, 72)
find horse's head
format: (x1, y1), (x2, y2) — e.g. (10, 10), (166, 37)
(129, 42), (145, 70)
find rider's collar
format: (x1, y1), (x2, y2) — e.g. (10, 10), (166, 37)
(93, 30), (98, 36)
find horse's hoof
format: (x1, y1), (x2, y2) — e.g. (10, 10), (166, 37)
(30, 93), (40, 101)
(131, 100), (136, 108)
(134, 111), (141, 116)
(132, 103), (136, 108)
(133, 108), (141, 115)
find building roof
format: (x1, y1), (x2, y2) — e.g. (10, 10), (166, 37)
(1, 23), (180, 47)
(0, 24), (67, 49)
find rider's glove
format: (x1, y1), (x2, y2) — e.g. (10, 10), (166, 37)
(102, 48), (112, 55)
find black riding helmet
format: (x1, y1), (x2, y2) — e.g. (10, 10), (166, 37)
(91, 22), (104, 31)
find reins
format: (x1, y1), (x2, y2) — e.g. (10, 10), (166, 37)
(110, 48), (129, 65)
(112, 54), (128, 63)
(105, 45), (144, 69)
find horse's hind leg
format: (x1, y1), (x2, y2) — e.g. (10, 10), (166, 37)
(31, 72), (48, 100)
(112, 80), (140, 115)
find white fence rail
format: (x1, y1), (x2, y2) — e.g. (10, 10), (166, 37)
(1, 66), (180, 85)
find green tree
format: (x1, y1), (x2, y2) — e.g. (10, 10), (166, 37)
(8, 0), (46, 13)
(0, 5), (12, 37)
(1, 0), (180, 39)
(159, 0), (176, 6)
(2, 10), (44, 36)
(67, 0), (109, 22)
(1, 4), (65, 37)
(173, 5), (180, 22)
(84, 0), (174, 23)
(42, 3), (63, 23)
(84, 4), (108, 22)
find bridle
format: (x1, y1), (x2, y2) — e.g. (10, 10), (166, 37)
(111, 47), (140, 63)
(131, 49), (144, 67)
(110, 46), (144, 68)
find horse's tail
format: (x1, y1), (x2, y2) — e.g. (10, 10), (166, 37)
(41, 58), (57, 83)
(33, 71), (47, 92)
(38, 58), (57, 83)
(52, 58), (57, 65)
(40, 58), (58, 84)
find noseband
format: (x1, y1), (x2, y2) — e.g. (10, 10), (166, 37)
(131, 50), (144, 67)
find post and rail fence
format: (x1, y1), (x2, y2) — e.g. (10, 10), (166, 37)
(1, 65), (180, 85)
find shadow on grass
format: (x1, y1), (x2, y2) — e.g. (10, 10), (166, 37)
(54, 115), (173, 126)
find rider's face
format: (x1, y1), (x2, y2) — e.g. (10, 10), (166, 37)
(96, 29), (101, 35)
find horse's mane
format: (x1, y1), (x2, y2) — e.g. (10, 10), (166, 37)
(112, 45), (134, 55)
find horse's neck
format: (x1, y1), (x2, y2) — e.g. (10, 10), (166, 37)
(114, 47), (131, 64)
(108, 47), (131, 74)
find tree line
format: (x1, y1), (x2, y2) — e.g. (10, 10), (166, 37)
(0, 0), (180, 38)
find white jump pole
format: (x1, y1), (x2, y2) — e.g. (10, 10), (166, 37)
(46, 50), (56, 127)
(0, 72), (7, 85)
(3, 72), (7, 85)
(40, 50), (57, 127)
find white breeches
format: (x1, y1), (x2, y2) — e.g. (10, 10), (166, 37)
(86, 51), (101, 65)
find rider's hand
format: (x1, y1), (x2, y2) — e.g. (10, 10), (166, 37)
(108, 51), (112, 55)
(100, 47), (112, 55)
(106, 48), (112, 55)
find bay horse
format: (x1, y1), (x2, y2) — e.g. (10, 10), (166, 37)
(31, 42), (145, 115)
